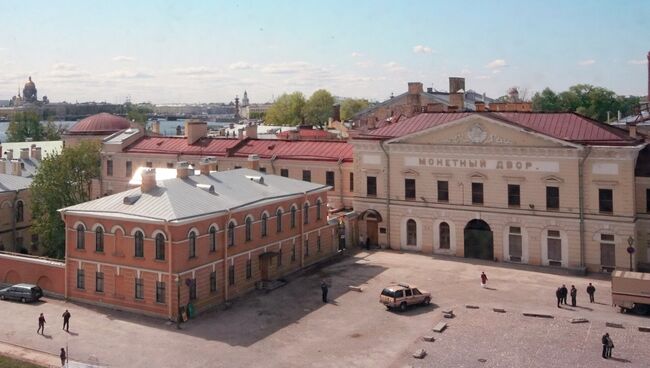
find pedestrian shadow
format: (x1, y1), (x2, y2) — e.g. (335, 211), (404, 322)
(558, 306), (575, 311)
(41, 333), (52, 339)
(483, 287), (497, 291)
(573, 305), (594, 311)
(610, 357), (631, 363)
(592, 302), (609, 306)
(67, 331), (79, 336)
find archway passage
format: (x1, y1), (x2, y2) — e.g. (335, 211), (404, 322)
(464, 219), (493, 260)
(360, 210), (382, 247)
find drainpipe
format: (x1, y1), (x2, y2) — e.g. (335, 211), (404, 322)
(164, 221), (173, 321)
(11, 191), (19, 252)
(337, 158), (344, 209)
(270, 155), (277, 175)
(224, 209), (231, 301)
(300, 192), (307, 268)
(379, 141), (391, 249)
(62, 213), (68, 300)
(578, 146), (592, 268)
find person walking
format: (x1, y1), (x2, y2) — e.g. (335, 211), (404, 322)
(606, 334), (614, 358)
(480, 272), (488, 288)
(60, 348), (67, 367)
(556, 287), (562, 308)
(320, 280), (328, 303)
(62, 309), (71, 332)
(37, 313), (46, 335)
(570, 285), (577, 307)
(587, 283), (596, 303)
(366, 237), (371, 250)
(560, 284), (568, 305)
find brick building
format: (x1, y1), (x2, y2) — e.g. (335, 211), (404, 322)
(0, 174), (33, 253)
(59, 166), (338, 318)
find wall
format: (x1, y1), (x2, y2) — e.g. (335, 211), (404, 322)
(0, 252), (65, 296)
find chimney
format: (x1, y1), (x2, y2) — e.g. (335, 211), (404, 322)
(449, 77), (466, 93)
(426, 103), (445, 112)
(408, 82), (423, 95)
(33, 147), (42, 161)
(475, 101), (486, 112)
(426, 87), (433, 93)
(30, 144), (36, 158)
(6, 149), (13, 161)
(628, 122), (638, 139)
(449, 93), (465, 110)
(206, 156), (218, 171)
(247, 154), (260, 171)
(185, 120), (207, 145)
(449, 77), (466, 110)
(151, 120), (160, 134)
(140, 168), (157, 193)
(332, 103), (341, 122)
(0, 159), (5, 174)
(245, 124), (257, 139)
(176, 161), (191, 179)
(20, 148), (29, 160)
(198, 157), (212, 175)
(11, 159), (22, 176)
(237, 128), (244, 140)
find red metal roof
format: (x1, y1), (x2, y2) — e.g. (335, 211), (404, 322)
(125, 137), (240, 155)
(67, 113), (131, 134)
(364, 112), (638, 145)
(276, 129), (331, 139)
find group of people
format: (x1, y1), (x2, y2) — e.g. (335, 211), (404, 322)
(555, 283), (596, 307)
(36, 310), (72, 366)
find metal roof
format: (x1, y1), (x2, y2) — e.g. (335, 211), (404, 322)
(59, 168), (329, 223)
(125, 136), (240, 155)
(0, 173), (32, 193)
(67, 113), (131, 135)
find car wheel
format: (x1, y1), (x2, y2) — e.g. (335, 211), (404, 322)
(399, 302), (407, 312)
(422, 297), (431, 305)
(0, 295), (5, 300)
(20, 297), (27, 303)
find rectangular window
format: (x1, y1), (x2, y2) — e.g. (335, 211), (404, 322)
(106, 160), (113, 176)
(228, 265), (235, 286)
(599, 189), (613, 214)
(277, 249), (283, 268)
(304, 239), (309, 257)
(349, 173), (354, 192)
(547, 230), (562, 266)
(189, 279), (196, 301)
(259, 167), (267, 173)
(156, 281), (165, 303)
(166, 162), (174, 169)
(76, 269), (85, 290)
(246, 259), (252, 279)
(405, 178), (416, 200)
(507, 184), (520, 207)
(546, 186), (559, 210)
(210, 272), (217, 292)
(302, 170), (311, 182)
(326, 171), (335, 189)
(291, 243), (296, 262)
(135, 278), (144, 299)
(146, 161), (153, 168)
(367, 176), (377, 197)
(126, 161), (133, 177)
(600, 234), (616, 271)
(317, 235), (321, 253)
(508, 227), (522, 262)
(280, 169), (289, 177)
(95, 272), (104, 292)
(471, 182), (484, 205)
(437, 181), (449, 202)
(234, 165), (241, 169)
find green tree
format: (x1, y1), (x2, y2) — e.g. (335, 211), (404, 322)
(304, 89), (335, 128)
(30, 141), (100, 258)
(125, 103), (152, 128)
(264, 92), (306, 126)
(6, 111), (62, 142)
(531, 88), (560, 112)
(340, 98), (369, 121)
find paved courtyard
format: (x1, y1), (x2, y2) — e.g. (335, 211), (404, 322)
(1, 250), (649, 367)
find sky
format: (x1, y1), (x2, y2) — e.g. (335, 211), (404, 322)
(0, 0), (648, 104)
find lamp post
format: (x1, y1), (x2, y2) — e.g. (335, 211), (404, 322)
(176, 275), (181, 330)
(626, 236), (635, 272)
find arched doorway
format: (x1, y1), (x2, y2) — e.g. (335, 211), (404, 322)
(464, 219), (493, 260)
(360, 210), (382, 247)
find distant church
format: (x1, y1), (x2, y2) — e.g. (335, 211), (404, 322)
(10, 76), (49, 107)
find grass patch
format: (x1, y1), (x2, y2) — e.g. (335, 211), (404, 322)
(0, 355), (44, 368)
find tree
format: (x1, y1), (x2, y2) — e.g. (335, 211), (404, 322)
(304, 89), (335, 128)
(264, 92), (306, 126)
(340, 98), (369, 121)
(125, 103), (152, 128)
(6, 111), (62, 142)
(30, 141), (100, 258)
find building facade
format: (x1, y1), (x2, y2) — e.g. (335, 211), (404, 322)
(352, 112), (649, 272)
(0, 174), (33, 253)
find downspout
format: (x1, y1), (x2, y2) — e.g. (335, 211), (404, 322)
(61, 213), (68, 300)
(337, 158), (344, 209)
(270, 155), (277, 175)
(164, 221), (173, 320)
(11, 191), (18, 252)
(300, 192), (307, 268)
(379, 141), (391, 249)
(224, 209), (231, 301)
(578, 146), (592, 268)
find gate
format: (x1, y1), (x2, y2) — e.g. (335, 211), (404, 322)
(464, 219), (493, 260)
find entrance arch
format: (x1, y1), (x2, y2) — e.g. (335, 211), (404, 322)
(464, 219), (493, 260)
(360, 210), (382, 247)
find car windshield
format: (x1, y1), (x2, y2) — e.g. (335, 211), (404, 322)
(381, 288), (396, 298)
(412, 288), (422, 295)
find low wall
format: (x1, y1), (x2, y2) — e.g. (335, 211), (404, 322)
(0, 251), (65, 297)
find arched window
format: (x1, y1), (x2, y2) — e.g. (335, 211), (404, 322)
(188, 231), (196, 258)
(290, 206), (297, 229)
(406, 219), (417, 246)
(76, 224), (85, 249)
(303, 203), (310, 225)
(95, 227), (104, 252)
(245, 216), (253, 241)
(15, 201), (24, 223)
(276, 209), (283, 233)
(261, 213), (268, 237)
(439, 222), (450, 249)
(209, 226), (217, 252)
(134, 231), (144, 257)
(155, 233), (165, 260)
(228, 221), (236, 247)
(316, 199), (322, 221)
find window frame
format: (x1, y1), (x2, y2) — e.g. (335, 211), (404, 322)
(135, 278), (144, 299)
(546, 186), (560, 211)
(106, 159), (113, 176)
(276, 209), (283, 233)
(188, 231), (196, 258)
(228, 221), (236, 247)
(439, 222), (450, 250)
(209, 226), (217, 252)
(471, 182), (484, 205)
(404, 178), (416, 200)
(134, 231), (144, 258)
(366, 176), (377, 197)
(95, 227), (104, 252)
(155, 233), (165, 260)
(246, 259), (252, 279)
(76, 224), (85, 250)
(437, 180), (449, 203)
(245, 216), (253, 242)
(280, 168), (289, 177)
(261, 213), (268, 237)
(303, 202), (309, 225)
(15, 201), (24, 222)
(406, 219), (417, 246)
(598, 188), (613, 214)
(326, 171), (335, 189)
(76, 269), (85, 290)
(302, 170), (311, 182)
(210, 271), (217, 292)
(95, 271), (104, 292)
(507, 184), (521, 208)
(156, 281), (165, 303)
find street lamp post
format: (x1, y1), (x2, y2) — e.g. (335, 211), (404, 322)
(176, 275), (181, 329)
(627, 236), (635, 272)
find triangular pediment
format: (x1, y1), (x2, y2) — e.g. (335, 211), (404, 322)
(389, 115), (578, 148)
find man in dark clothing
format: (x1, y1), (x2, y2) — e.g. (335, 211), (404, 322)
(60, 348), (67, 366)
(556, 287), (562, 308)
(62, 309), (71, 332)
(587, 283), (596, 303)
(570, 285), (577, 307)
(560, 284), (568, 305)
(602, 333), (613, 359)
(37, 313), (45, 335)
(366, 237), (371, 250)
(321, 280), (328, 303)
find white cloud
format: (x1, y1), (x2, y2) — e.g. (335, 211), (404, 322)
(261, 61), (314, 74)
(106, 70), (154, 79)
(52, 63), (78, 71)
(485, 59), (508, 70)
(412, 45), (433, 54)
(228, 61), (255, 70)
(475, 75), (491, 80)
(628, 59), (647, 65)
(578, 59), (595, 66)
(351, 52), (362, 58)
(112, 56), (136, 62)
(172, 66), (219, 76)
(355, 61), (373, 68)
(383, 61), (405, 72)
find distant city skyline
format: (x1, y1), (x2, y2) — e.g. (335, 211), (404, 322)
(1, 0), (648, 104)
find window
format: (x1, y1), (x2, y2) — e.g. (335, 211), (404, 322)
(188, 231), (196, 258)
(599, 189), (613, 214)
(16, 201), (24, 222)
(259, 167), (267, 173)
(317, 235), (321, 252)
(302, 170), (311, 182)
(509, 227), (522, 262)
(95, 272), (104, 292)
(405, 178), (416, 200)
(280, 169), (289, 177)
(405, 289), (412, 297)
(647, 189), (650, 213)
(277, 249), (283, 267)
(228, 265), (235, 285)
(349, 173), (354, 191)
(326, 171), (335, 189)
(547, 230), (562, 266)
(508, 184), (520, 207)
(316, 200), (322, 220)
(155, 233), (165, 260)
(146, 161), (153, 168)
(261, 213), (268, 237)
(304, 238), (309, 257)
(439, 222), (450, 249)
(600, 234), (616, 271)
(228, 221), (235, 247)
(234, 165), (241, 169)
(134, 231), (144, 257)
(189, 279), (196, 301)
(156, 281), (165, 303)
(290, 206), (297, 228)
(209, 226), (217, 252)
(437, 181), (449, 202)
(76, 269), (85, 289)
(406, 219), (417, 246)
(135, 278), (144, 299)
(76, 224), (85, 249)
(546, 186), (559, 210)
(246, 259), (252, 279)
(471, 182), (484, 205)
(245, 217), (253, 242)
(367, 176), (377, 196)
(106, 159), (113, 176)
(303, 203), (309, 225)
(166, 162), (174, 169)
(125, 161), (133, 177)
(210, 272), (217, 292)
(291, 243), (296, 262)
(276, 209), (283, 233)
(95, 227), (104, 252)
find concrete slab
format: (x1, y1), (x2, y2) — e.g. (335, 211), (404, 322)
(638, 326), (650, 332)
(465, 304), (479, 309)
(422, 336), (435, 342)
(433, 322), (447, 333)
(348, 285), (363, 292)
(569, 318), (589, 324)
(522, 312), (554, 318)
(412, 349), (426, 359)
(492, 308), (506, 313)
(605, 322), (624, 328)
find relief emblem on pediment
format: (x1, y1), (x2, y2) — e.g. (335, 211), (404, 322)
(446, 123), (513, 145)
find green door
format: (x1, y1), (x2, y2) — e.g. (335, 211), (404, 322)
(464, 220), (493, 260)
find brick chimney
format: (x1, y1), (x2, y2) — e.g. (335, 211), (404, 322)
(151, 120), (160, 134)
(6, 149), (13, 161)
(475, 101), (486, 112)
(185, 120), (207, 145)
(449, 77), (465, 110)
(0, 159), (5, 174)
(33, 147), (42, 161)
(19, 148), (29, 160)
(11, 159), (22, 176)
(176, 161), (191, 179)
(247, 154), (260, 171)
(198, 157), (213, 175)
(141, 168), (157, 193)
(628, 122), (638, 139)
(245, 124), (258, 139)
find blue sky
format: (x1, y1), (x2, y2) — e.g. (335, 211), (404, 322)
(0, 0), (648, 104)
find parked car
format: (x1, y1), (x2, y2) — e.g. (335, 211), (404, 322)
(380, 283), (431, 312)
(0, 283), (43, 303)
